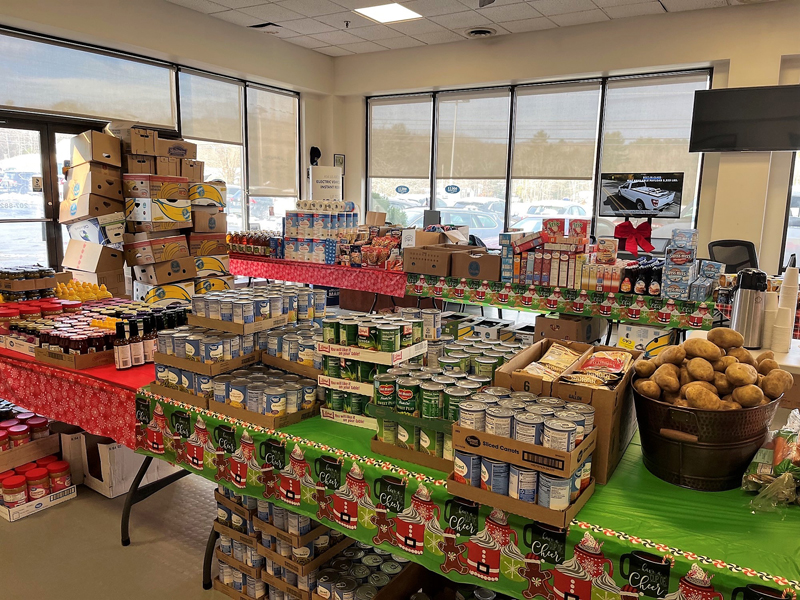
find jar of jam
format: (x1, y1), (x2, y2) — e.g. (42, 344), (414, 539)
(26, 467), (51, 500)
(48, 331), (62, 352)
(2, 474), (27, 507)
(18, 306), (41, 320)
(59, 334), (72, 355)
(8, 424), (30, 447)
(48, 461), (72, 492)
(0, 307), (20, 335)
(39, 329), (51, 348)
(27, 417), (49, 440)
(0, 419), (20, 432)
(36, 455), (58, 468)
(70, 335), (89, 355)
(41, 303), (63, 317)
(15, 462), (37, 476)
(0, 430), (9, 452)
(89, 332), (106, 353)
(62, 301), (82, 313)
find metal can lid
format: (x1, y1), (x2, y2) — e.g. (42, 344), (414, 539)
(362, 555), (384, 567)
(509, 391), (538, 401)
(431, 375), (456, 386)
(420, 382), (445, 392)
(475, 357), (497, 365)
(486, 406), (515, 418)
(389, 554), (410, 563)
(335, 577), (359, 592)
(396, 377), (421, 386)
(458, 401), (487, 412)
(497, 399), (527, 411)
(456, 381), (481, 391)
(445, 386), (472, 398)
(356, 585), (379, 600)
(565, 402), (595, 414)
(514, 412), (545, 425)
(554, 409), (584, 422)
(544, 418), (577, 432)
(374, 373), (398, 383)
(484, 386), (512, 397)
(349, 564), (371, 578)
(379, 561), (402, 575)
(264, 386), (287, 394)
(367, 573), (391, 588)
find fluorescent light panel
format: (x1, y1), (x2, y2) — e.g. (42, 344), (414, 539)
(354, 3), (423, 24)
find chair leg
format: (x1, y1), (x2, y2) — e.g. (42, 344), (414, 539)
(202, 524), (220, 590)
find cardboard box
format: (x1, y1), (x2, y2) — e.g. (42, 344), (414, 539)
(156, 156), (180, 176)
(68, 269), (127, 298)
(252, 515), (327, 549)
(493, 338), (591, 395)
(125, 197), (192, 227)
(2, 337), (36, 356)
(441, 312), (481, 339)
(133, 280), (194, 305)
(64, 163), (122, 202)
(62, 239), (124, 273)
(210, 401), (320, 431)
(450, 251), (501, 281)
(216, 549), (261, 581)
(70, 130), (121, 168)
(53, 425), (86, 486)
(157, 138), (197, 159)
(472, 317), (514, 341)
(0, 433), (60, 473)
(370, 435), (453, 473)
(181, 159), (204, 180)
(189, 233), (227, 256)
(533, 315), (608, 344)
(192, 207), (227, 233)
(316, 341), (427, 366)
(105, 122), (158, 155)
(189, 182), (226, 208)
(0, 486), (76, 522)
(261, 353), (322, 379)
(188, 314), (287, 335)
(401, 227), (469, 248)
(131, 257), (197, 285)
(34, 346), (115, 369)
(124, 154), (155, 174)
(67, 212), (125, 248)
(213, 578), (262, 600)
(319, 408), (377, 430)
(617, 324), (676, 355)
(195, 276), (234, 294)
(122, 232), (190, 266)
(123, 175), (189, 200)
(194, 255), (230, 276)
(0, 272), (71, 292)
(149, 383), (208, 410)
(318, 375), (372, 397)
(154, 351), (258, 377)
(59, 195), (124, 225)
(404, 245), (471, 276)
(256, 533), (353, 577)
(213, 521), (260, 548)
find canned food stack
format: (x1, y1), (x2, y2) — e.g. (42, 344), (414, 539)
(193, 284), (325, 328)
(454, 393), (594, 511)
(210, 367), (318, 416)
(0, 266), (60, 304)
(214, 486), (267, 597)
(313, 540), (411, 600)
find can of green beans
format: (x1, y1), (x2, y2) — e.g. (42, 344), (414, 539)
(377, 325), (400, 353)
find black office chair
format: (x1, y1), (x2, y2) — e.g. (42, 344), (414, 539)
(708, 240), (758, 274)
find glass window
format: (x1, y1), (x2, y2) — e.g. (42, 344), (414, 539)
(0, 222), (48, 267)
(782, 157), (800, 267)
(180, 72), (243, 144)
(368, 95), (433, 222)
(247, 87), (299, 199)
(188, 140), (245, 232)
(596, 72), (709, 243)
(0, 32), (176, 127)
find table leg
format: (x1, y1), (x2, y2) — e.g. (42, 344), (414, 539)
(369, 293), (379, 314)
(202, 524), (220, 590)
(605, 321), (615, 346)
(121, 456), (192, 546)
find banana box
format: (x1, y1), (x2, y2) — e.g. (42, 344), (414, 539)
(125, 198), (192, 225)
(194, 255), (230, 277)
(189, 181), (226, 208)
(132, 257), (197, 285)
(65, 163), (122, 202)
(189, 233), (227, 256)
(123, 232), (190, 265)
(133, 280), (194, 306)
(150, 176), (189, 200)
(194, 276), (234, 295)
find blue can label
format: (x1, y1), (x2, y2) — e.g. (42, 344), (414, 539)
(213, 379), (228, 403)
(220, 300), (233, 322)
(254, 299), (271, 320)
(155, 363), (169, 383)
(242, 333), (255, 356)
(453, 450), (481, 487)
(480, 458), (509, 495)
(196, 374), (212, 397)
(538, 473), (570, 510)
(509, 465), (538, 502)
(203, 339), (223, 364)
(180, 370), (194, 392)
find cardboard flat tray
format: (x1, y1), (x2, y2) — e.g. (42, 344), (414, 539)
(260, 353), (322, 379)
(215, 490), (255, 522)
(34, 347), (115, 369)
(0, 485), (77, 522)
(252, 516), (328, 548)
(317, 375), (372, 396)
(370, 435), (453, 474)
(188, 314), (287, 335)
(154, 351), (258, 376)
(364, 404), (454, 434)
(262, 571), (312, 600)
(315, 341), (427, 366)
(149, 382), (209, 409)
(214, 578), (266, 600)
(0, 272), (71, 291)
(310, 563), (428, 600)
(256, 534), (353, 576)
(216, 548), (262, 580)
(446, 473), (595, 528)
(213, 520), (261, 548)
(0, 434), (60, 472)
(209, 402), (321, 431)
(451, 425), (597, 479)
(2, 337), (37, 357)
(319, 408), (377, 430)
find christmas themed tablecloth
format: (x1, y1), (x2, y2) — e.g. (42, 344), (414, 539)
(406, 274), (717, 331)
(0, 347), (154, 448)
(229, 254), (408, 297)
(136, 390), (799, 600)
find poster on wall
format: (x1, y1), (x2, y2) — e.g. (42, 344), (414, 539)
(310, 166), (343, 202)
(598, 172), (683, 218)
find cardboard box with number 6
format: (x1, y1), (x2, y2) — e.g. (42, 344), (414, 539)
(189, 182), (226, 208)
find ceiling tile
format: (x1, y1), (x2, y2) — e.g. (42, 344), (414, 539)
(399, 0), (471, 17)
(255, 23), (305, 37)
(379, 36), (427, 48)
(240, 3), (305, 20)
(430, 10), (492, 29)
(548, 8), (609, 24)
(210, 0), (266, 8)
(329, 0), (386, 9)
(412, 30), (466, 44)
(660, 0), (726, 10)
(459, 0), (524, 8)
(498, 16), (557, 32)
(166, 0), (227, 13)
(210, 9), (266, 25)
(310, 29), (366, 44)
(529, 0), (596, 16)
(388, 19), (446, 35)
(315, 11), (376, 28)
(278, 18), (337, 34)
(316, 45), (355, 55)
(350, 24), (402, 40)
(477, 3), (542, 22)
(284, 35), (330, 48)
(273, 0), (343, 17)
(604, 2), (665, 17)
(338, 40), (388, 53)
(592, 0), (650, 7)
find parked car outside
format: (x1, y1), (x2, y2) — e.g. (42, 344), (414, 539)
(405, 207), (503, 248)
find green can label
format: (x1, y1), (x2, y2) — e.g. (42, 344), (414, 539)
(341, 358), (359, 381)
(377, 418), (397, 444)
(420, 383), (444, 419)
(327, 388), (344, 411)
(343, 393), (364, 415)
(358, 324), (377, 350)
(419, 428), (444, 457)
(377, 325), (400, 353)
(373, 374), (397, 407)
(410, 319), (423, 344)
(340, 321), (358, 347)
(396, 423), (418, 450)
(323, 354), (341, 378)
(359, 360), (377, 383)
(398, 322), (413, 348)
(322, 319), (339, 344)
(395, 377), (421, 416)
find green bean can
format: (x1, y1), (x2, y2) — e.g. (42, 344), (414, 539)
(377, 325), (400, 353)
(443, 433), (453, 460)
(377, 418), (397, 444)
(465, 347), (483, 374)
(373, 373), (397, 408)
(358, 323), (378, 350)
(449, 351), (471, 374)
(323, 354), (341, 378)
(359, 360), (377, 383)
(339, 320), (359, 347)
(418, 427), (443, 457)
(322, 318), (340, 344)
(341, 358), (359, 381)
(396, 423), (419, 451)
(344, 393), (364, 415)
(445, 386), (472, 421)
(395, 377), (421, 416)
(467, 375), (492, 391)
(420, 382), (445, 419)
(409, 319), (423, 344)
(474, 356), (497, 379)
(397, 321), (413, 348)
(326, 388), (344, 411)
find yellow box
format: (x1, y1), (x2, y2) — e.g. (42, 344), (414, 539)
(189, 182), (226, 208)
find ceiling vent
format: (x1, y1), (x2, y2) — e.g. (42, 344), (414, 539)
(466, 27), (497, 38)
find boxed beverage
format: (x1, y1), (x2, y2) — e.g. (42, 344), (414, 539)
(62, 239), (125, 273)
(156, 138), (197, 159)
(124, 198), (192, 227)
(192, 207), (227, 233)
(66, 212), (126, 248)
(131, 257), (197, 285)
(194, 255), (231, 276)
(64, 163), (122, 202)
(122, 231), (190, 265)
(155, 156), (180, 176)
(194, 275), (234, 294)
(59, 195), (124, 225)
(133, 280), (194, 305)
(181, 159), (204, 180)
(189, 233), (227, 256)
(70, 130), (121, 168)
(188, 182), (227, 208)
(124, 155), (155, 174)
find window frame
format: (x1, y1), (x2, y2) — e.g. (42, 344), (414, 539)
(779, 154), (799, 271)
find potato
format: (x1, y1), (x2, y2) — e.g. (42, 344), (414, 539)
(659, 345), (686, 366)
(684, 338), (722, 361)
(720, 400), (742, 410)
(679, 366), (692, 387)
(757, 359), (779, 376)
(732, 384), (764, 408)
(757, 374), (764, 387)
(651, 352), (665, 368)
(634, 378), (661, 400)
(726, 363), (758, 387)
(687, 358), (715, 382)
(674, 398), (689, 407)
(685, 386), (722, 410)
(707, 327), (745, 349)
(727, 347), (756, 367)
(713, 371), (734, 396)
(722, 394), (732, 402)
(653, 364), (681, 393)
(756, 351), (775, 364)
(634, 359), (656, 378)
(712, 356), (739, 372)
(662, 391), (680, 405)
(759, 398), (771, 406)
(761, 369), (794, 399)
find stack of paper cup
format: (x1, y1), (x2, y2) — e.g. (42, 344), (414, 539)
(762, 291), (779, 350)
(778, 267), (799, 328)
(772, 307), (793, 353)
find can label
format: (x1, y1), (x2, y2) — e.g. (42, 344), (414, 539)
(542, 419), (577, 452)
(357, 325), (377, 350)
(538, 473), (570, 510)
(373, 376), (396, 407)
(480, 458), (509, 495)
(418, 427), (442, 457)
(377, 326), (400, 352)
(323, 320), (339, 344)
(421, 386), (442, 419)
(411, 319), (423, 344)
(453, 450), (480, 486)
(485, 411), (513, 437)
(396, 423), (417, 450)
(266, 391), (287, 416)
(509, 465), (538, 502)
(358, 360), (376, 383)
(323, 354), (341, 378)
(443, 433), (453, 461)
(399, 322), (413, 348)
(327, 389), (344, 411)
(377, 419), (397, 444)
(341, 358), (359, 381)
(343, 392), (364, 415)
(395, 379), (420, 416)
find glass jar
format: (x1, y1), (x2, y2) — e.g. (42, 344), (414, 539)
(69, 335), (89, 355)
(27, 417), (49, 440)
(2, 474), (28, 507)
(26, 467), (51, 500)
(48, 461), (71, 492)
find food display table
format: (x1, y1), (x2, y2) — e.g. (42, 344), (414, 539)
(137, 390), (800, 600)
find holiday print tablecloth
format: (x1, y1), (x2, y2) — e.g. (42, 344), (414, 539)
(136, 390), (799, 600)
(229, 254), (408, 297)
(406, 274), (716, 331)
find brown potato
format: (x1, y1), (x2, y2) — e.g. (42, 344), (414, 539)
(684, 338), (722, 361)
(761, 369), (794, 399)
(680, 381), (717, 396)
(713, 371), (734, 396)
(757, 374), (764, 387)
(722, 394), (732, 402)
(674, 398), (689, 407)
(662, 391), (680, 404)
(659, 345), (686, 366)
(685, 386), (722, 410)
(727, 347), (757, 367)
(759, 398), (771, 406)
(719, 400), (742, 410)
(756, 351), (775, 364)
(651, 352), (665, 368)
(732, 384), (764, 407)
(726, 363), (758, 387)
(707, 327), (745, 349)
(757, 359), (779, 376)
(634, 359), (656, 378)
(653, 364), (681, 393)
(634, 378), (661, 400)
(687, 357), (715, 382)
(679, 366), (691, 387)
(712, 356), (739, 372)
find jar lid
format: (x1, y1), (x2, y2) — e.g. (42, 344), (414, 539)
(0, 469), (15, 481)
(0, 419), (20, 429)
(27, 417), (48, 428)
(40, 303), (62, 311)
(15, 462), (37, 475)
(47, 461), (70, 474)
(36, 456), (58, 467)
(0, 308), (20, 318)
(16, 412), (36, 422)
(25, 467), (49, 481)
(2, 474), (26, 489)
(7, 424), (29, 435)
(18, 306), (42, 315)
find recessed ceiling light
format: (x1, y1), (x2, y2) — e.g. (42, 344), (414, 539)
(354, 3), (423, 24)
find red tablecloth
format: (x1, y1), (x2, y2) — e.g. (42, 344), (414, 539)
(0, 347), (154, 448)
(229, 255), (408, 297)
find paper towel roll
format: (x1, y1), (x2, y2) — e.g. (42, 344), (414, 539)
(778, 285), (799, 310)
(762, 308), (778, 349)
(765, 291), (779, 311)
(772, 326), (792, 353)
(784, 266), (799, 288)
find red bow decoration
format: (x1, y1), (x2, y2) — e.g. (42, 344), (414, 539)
(614, 220), (655, 257)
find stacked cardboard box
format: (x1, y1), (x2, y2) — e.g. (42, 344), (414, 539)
(60, 131), (127, 296)
(189, 182), (231, 294)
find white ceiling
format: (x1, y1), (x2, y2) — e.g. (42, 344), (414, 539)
(166, 0), (777, 56)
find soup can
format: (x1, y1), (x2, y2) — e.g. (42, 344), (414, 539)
(246, 383), (266, 413)
(484, 386), (512, 399)
(437, 356), (461, 372)
(448, 351), (471, 374)
(358, 360), (377, 383)
(376, 418), (397, 444)
(373, 374), (397, 408)
(565, 402), (595, 435)
(265, 387), (287, 416)
(456, 380), (481, 395)
(509, 465), (538, 502)
(395, 377), (421, 416)
(542, 418), (577, 452)
(474, 356), (497, 379)
(267, 332), (283, 357)
(466, 375), (491, 391)
(172, 332), (190, 358)
(206, 298), (221, 320)
(233, 300), (255, 324)
(419, 427), (444, 457)
(220, 299), (234, 322)
(401, 308), (421, 320)
(458, 400), (486, 431)
(538, 473), (571, 510)
(297, 290), (313, 321)
(299, 379), (317, 409)
(444, 386), (471, 421)
(396, 423), (418, 451)
(232, 539), (245, 562)
(497, 399), (526, 412)
(196, 374), (213, 399)
(480, 457), (509, 495)
(509, 391), (538, 403)
(179, 370), (194, 394)
(229, 379), (249, 408)
(525, 404), (555, 419)
(421, 309), (441, 340)
(314, 289), (327, 317)
(513, 412), (545, 445)
(408, 319), (424, 344)
(219, 563), (233, 586)
(213, 375), (233, 403)
(396, 321), (413, 349)
(341, 358), (359, 381)
(420, 382), (444, 419)
(299, 338), (316, 366)
(453, 450), (481, 486)
(231, 568), (244, 592)
(554, 409), (586, 445)
(485, 407), (515, 437)
(317, 569), (340, 599)
(157, 329), (176, 355)
(343, 392), (364, 416)
(155, 363), (169, 384)
(298, 569), (318, 592)
(219, 533), (232, 554)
